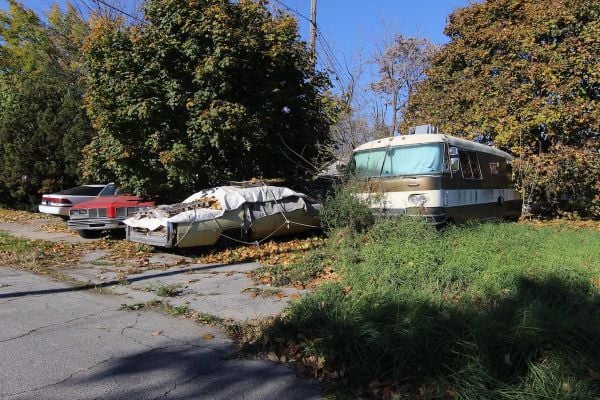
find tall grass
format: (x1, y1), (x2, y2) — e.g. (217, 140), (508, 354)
(257, 219), (600, 398)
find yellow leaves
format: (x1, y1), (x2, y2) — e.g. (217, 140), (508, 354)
(0, 209), (52, 223)
(198, 236), (326, 267)
(202, 333), (215, 340)
(40, 223), (71, 234)
(318, 266), (339, 281)
(519, 218), (600, 232)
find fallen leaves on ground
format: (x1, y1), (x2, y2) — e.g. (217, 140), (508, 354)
(198, 236), (326, 266)
(520, 218), (600, 231)
(85, 239), (153, 259)
(40, 223), (72, 234)
(0, 237), (85, 272)
(0, 208), (53, 223)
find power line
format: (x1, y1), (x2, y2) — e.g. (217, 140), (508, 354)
(92, 0), (146, 25)
(271, 0), (312, 24)
(269, 0), (350, 86)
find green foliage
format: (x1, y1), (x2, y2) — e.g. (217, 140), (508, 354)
(82, 0), (333, 201)
(257, 219), (600, 398)
(516, 144), (600, 219)
(0, 2), (92, 208)
(320, 184), (374, 233)
(404, 0), (599, 152)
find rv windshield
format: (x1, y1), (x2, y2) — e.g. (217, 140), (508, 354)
(349, 143), (443, 178)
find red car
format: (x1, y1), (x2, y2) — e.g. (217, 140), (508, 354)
(67, 196), (155, 238)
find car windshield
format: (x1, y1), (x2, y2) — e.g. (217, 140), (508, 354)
(349, 143), (443, 178)
(57, 185), (105, 196)
(99, 184), (119, 196)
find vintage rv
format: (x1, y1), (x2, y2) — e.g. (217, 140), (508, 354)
(348, 133), (521, 224)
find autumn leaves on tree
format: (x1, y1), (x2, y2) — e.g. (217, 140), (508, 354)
(82, 0), (333, 202)
(403, 0), (599, 217)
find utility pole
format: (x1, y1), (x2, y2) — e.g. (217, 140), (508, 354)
(309, 0), (317, 69)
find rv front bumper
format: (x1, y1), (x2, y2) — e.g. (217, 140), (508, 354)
(375, 207), (447, 225)
(68, 218), (126, 231)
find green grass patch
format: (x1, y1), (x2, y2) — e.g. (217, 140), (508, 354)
(0, 231), (81, 280)
(155, 284), (180, 297)
(165, 305), (191, 315)
(245, 219), (600, 398)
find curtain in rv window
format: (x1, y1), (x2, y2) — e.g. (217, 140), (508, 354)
(349, 148), (387, 177)
(350, 143), (443, 178)
(381, 143), (443, 176)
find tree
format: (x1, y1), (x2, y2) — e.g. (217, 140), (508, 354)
(372, 34), (436, 136)
(0, 2), (92, 208)
(82, 0), (333, 202)
(404, 0), (599, 152)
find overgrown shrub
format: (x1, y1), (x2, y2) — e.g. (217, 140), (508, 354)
(516, 145), (600, 219)
(319, 183), (374, 233)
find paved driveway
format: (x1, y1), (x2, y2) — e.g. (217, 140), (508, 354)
(0, 268), (319, 400)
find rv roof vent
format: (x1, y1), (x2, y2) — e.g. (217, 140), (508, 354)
(411, 124), (439, 134)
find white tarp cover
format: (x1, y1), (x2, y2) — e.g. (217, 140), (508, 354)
(124, 186), (306, 231)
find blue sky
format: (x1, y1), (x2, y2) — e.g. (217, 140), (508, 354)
(284, 0), (469, 47)
(4, 0), (469, 53)
(276, 0), (470, 93)
(3, 0), (470, 103)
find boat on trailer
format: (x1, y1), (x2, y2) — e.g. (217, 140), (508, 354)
(124, 183), (321, 248)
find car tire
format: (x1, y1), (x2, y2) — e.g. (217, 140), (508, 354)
(58, 215), (70, 221)
(78, 229), (102, 239)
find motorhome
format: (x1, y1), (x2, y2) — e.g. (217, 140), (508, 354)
(348, 133), (521, 224)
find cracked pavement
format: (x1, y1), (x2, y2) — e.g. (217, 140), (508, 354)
(1, 217), (305, 322)
(0, 267), (320, 400)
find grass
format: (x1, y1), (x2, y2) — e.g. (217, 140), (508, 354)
(0, 231), (83, 280)
(252, 250), (328, 287)
(241, 218), (600, 399)
(155, 284), (180, 297)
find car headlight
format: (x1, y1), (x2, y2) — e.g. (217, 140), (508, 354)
(408, 194), (429, 206)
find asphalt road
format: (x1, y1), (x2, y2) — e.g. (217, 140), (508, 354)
(0, 267), (320, 400)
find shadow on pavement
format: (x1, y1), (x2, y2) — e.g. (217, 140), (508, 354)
(60, 346), (319, 400)
(0, 262), (237, 299)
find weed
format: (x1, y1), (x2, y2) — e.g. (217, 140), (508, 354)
(320, 183), (374, 234)
(119, 300), (161, 311)
(155, 284), (180, 297)
(194, 312), (224, 325)
(166, 305), (191, 315)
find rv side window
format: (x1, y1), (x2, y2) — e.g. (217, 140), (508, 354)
(458, 150), (482, 179)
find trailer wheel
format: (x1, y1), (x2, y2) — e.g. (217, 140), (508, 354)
(78, 229), (103, 239)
